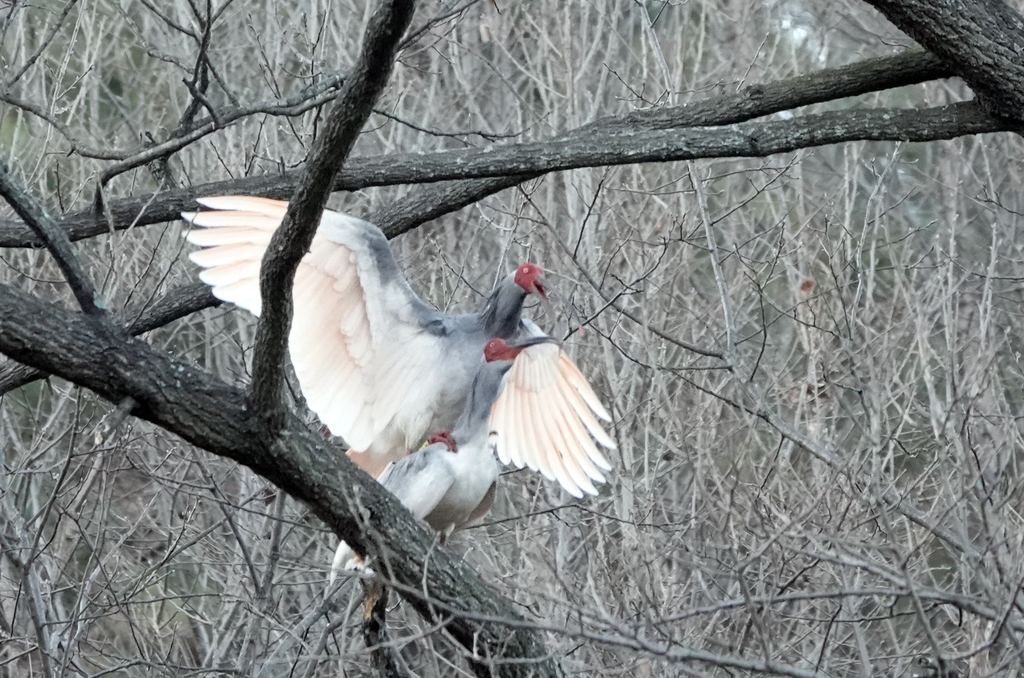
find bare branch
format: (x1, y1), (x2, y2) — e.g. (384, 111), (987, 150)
(3, 102), (1007, 252)
(287, 102), (1012, 187)
(249, 0), (416, 432)
(361, 583), (410, 678)
(862, 0), (1024, 121)
(0, 50), (952, 248)
(0, 491), (56, 678)
(0, 281), (220, 395)
(690, 163), (736, 354)
(0, 163), (106, 314)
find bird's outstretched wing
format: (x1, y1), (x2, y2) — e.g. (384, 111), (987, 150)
(184, 196), (448, 471)
(490, 341), (615, 497)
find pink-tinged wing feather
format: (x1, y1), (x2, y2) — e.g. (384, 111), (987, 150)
(503, 380), (528, 468)
(521, 348), (591, 497)
(558, 351), (613, 423)
(184, 196), (448, 470)
(489, 342), (615, 496)
(196, 195), (290, 216)
(183, 202), (283, 315)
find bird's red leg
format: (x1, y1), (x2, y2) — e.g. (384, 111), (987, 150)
(426, 430), (457, 452)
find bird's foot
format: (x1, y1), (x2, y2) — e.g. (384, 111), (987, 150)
(329, 555), (376, 585)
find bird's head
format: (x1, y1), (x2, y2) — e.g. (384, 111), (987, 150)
(514, 262), (548, 298)
(479, 263), (551, 338)
(484, 338), (524, 363)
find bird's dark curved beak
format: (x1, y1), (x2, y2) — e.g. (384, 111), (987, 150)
(534, 274), (557, 324)
(534, 274), (549, 299)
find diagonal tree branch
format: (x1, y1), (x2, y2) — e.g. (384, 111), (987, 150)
(861, 0), (1024, 122)
(0, 163), (106, 315)
(0, 50), (951, 249)
(249, 0), (416, 432)
(0, 279), (565, 678)
(0, 281), (220, 396)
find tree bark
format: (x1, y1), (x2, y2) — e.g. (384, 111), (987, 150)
(862, 0), (1024, 121)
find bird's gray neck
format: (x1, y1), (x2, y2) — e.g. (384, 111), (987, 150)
(478, 275), (527, 337)
(453, 360), (511, 448)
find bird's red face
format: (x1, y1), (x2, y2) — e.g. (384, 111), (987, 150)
(514, 262), (547, 298)
(484, 338), (524, 363)
(427, 430), (457, 452)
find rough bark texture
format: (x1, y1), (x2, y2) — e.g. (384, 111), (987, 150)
(863, 0), (1024, 122)
(0, 282), (219, 395)
(362, 584), (408, 678)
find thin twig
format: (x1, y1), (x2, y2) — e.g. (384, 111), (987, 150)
(690, 162), (736, 354)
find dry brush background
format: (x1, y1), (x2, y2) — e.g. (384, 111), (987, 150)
(2, 1), (1024, 677)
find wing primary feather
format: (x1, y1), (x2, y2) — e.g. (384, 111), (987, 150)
(188, 243), (266, 268)
(545, 396), (599, 494)
(557, 387), (611, 474)
(557, 370), (617, 449)
(186, 226), (274, 247)
(185, 211), (282, 231)
(523, 382), (557, 482)
(517, 376), (546, 475)
(505, 382), (526, 469)
(559, 352), (613, 422)
(555, 378), (615, 469)
(544, 378), (606, 482)
(196, 195), (289, 215)
(531, 386), (585, 496)
(505, 381), (528, 469)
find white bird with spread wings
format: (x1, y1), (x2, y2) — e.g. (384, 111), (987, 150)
(183, 196), (615, 498)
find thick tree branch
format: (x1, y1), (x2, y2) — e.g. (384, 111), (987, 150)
(4, 103), (1003, 252)
(0, 50), (952, 248)
(0, 164), (106, 315)
(270, 101), (1009, 188)
(0, 281), (220, 396)
(249, 0), (415, 432)
(861, 0), (1024, 122)
(587, 49), (948, 134)
(367, 51), (948, 234)
(0, 280), (565, 678)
